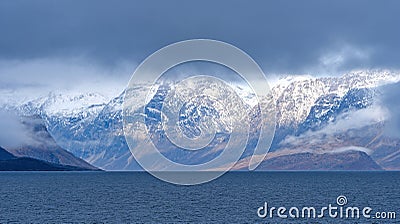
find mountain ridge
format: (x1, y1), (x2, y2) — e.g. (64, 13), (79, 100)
(3, 69), (400, 170)
(0, 146), (98, 171)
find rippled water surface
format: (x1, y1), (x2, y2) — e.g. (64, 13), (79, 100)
(0, 172), (399, 223)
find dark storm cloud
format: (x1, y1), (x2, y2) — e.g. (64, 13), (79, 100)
(0, 0), (399, 74)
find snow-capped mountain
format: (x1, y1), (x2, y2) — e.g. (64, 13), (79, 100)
(2, 92), (109, 163)
(272, 70), (400, 128)
(4, 69), (400, 170)
(297, 88), (376, 134)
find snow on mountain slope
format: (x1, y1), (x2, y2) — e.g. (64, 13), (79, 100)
(272, 69), (400, 127)
(41, 92), (107, 116)
(3, 69), (400, 170)
(297, 88), (377, 134)
(13, 92), (108, 118)
(2, 92), (109, 163)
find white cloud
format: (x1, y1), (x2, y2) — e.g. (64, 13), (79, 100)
(0, 110), (36, 148)
(320, 44), (371, 68)
(319, 105), (388, 134)
(281, 105), (389, 148)
(0, 57), (136, 103)
(328, 146), (373, 155)
(300, 42), (375, 76)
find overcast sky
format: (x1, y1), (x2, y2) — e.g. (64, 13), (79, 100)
(1, 0), (400, 98)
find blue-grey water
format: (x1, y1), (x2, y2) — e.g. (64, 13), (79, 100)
(0, 172), (399, 223)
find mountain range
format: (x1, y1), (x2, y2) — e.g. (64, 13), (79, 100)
(2, 69), (400, 171)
